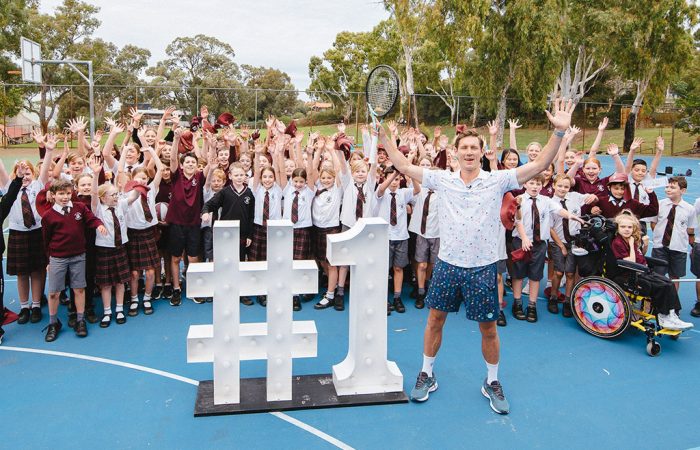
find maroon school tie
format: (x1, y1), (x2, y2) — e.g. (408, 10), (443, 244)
(633, 183), (640, 201)
(421, 190), (433, 235)
(109, 207), (122, 246)
(531, 197), (541, 243)
(390, 193), (397, 226)
(291, 191), (299, 224)
(21, 188), (36, 228)
(263, 190), (270, 225)
(315, 188), (328, 197)
(661, 204), (677, 247)
(141, 195), (153, 222)
(560, 199), (572, 243)
(355, 184), (365, 220)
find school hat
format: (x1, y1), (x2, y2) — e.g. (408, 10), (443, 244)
(606, 172), (628, 185)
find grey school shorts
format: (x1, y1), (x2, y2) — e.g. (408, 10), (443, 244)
(415, 235), (440, 264)
(651, 246), (687, 279)
(690, 243), (700, 277)
(549, 242), (577, 274)
(389, 239), (410, 268)
(511, 238), (547, 281)
(48, 253), (87, 293)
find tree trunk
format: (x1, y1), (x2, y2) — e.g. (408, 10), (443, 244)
(496, 82), (510, 148)
(403, 45), (418, 127)
(39, 85), (49, 134)
(471, 101), (478, 127)
(624, 76), (650, 152)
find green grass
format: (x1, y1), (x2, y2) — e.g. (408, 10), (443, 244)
(2, 125), (696, 164)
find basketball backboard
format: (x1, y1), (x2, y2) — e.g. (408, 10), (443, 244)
(20, 37), (42, 84)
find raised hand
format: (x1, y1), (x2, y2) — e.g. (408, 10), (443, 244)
(31, 130), (46, 146)
(87, 154), (102, 173)
(598, 117), (609, 131)
(507, 118), (522, 129)
(128, 107), (143, 124)
(240, 124), (250, 140)
(200, 105), (209, 119)
(484, 147), (497, 161)
(45, 133), (58, 151)
(630, 137), (644, 152)
(163, 106), (176, 121)
(606, 143), (620, 156)
(265, 115), (275, 129)
(438, 134), (448, 150)
(655, 136), (664, 153)
(387, 120), (398, 137)
(486, 120), (498, 136)
(545, 98), (575, 131)
(171, 110), (182, 126)
(434, 126), (441, 137)
(337, 122), (346, 134)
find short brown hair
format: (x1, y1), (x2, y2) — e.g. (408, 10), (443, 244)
(668, 176), (687, 190)
(49, 179), (74, 193)
(528, 174), (545, 184)
(454, 129), (484, 150)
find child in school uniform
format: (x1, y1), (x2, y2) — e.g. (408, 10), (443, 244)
(374, 169), (420, 315)
(625, 137), (664, 235)
(649, 176), (697, 290)
(0, 162), (26, 344)
(201, 163), (256, 305)
(311, 148), (345, 311)
(512, 175), (584, 323)
(4, 159), (49, 326)
(408, 157), (440, 310)
(90, 173), (138, 327)
(279, 167), (315, 311)
(124, 146), (165, 316)
(548, 174), (596, 316)
(41, 179), (107, 341)
(153, 158), (173, 301)
(201, 167), (227, 264)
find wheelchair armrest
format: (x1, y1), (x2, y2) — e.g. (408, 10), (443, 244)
(616, 259), (649, 274)
(645, 256), (668, 268)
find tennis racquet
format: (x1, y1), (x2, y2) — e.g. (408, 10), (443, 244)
(365, 65), (400, 161)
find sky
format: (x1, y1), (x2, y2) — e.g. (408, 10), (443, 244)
(38, 0), (390, 96)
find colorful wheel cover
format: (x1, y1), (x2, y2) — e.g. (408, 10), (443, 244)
(571, 277), (630, 338)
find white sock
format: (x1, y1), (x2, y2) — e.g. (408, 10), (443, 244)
(326, 291), (334, 299)
(20, 301), (29, 309)
(486, 361), (499, 384)
(116, 305), (124, 313)
(422, 354), (436, 377)
(102, 308), (112, 322)
(131, 295), (139, 304)
(143, 294), (151, 304)
(31, 301), (40, 308)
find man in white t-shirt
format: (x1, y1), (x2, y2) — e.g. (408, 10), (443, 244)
(381, 98), (576, 415)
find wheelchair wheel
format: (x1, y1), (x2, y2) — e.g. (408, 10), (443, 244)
(570, 276), (631, 339)
(646, 340), (661, 356)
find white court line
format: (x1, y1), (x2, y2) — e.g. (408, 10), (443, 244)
(0, 346), (354, 450)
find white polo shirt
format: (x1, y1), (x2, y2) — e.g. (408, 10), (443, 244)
(373, 187), (413, 241)
(126, 183), (158, 230)
(550, 192), (587, 244)
(422, 168), (519, 268)
(282, 185), (314, 229)
(6, 180), (43, 231)
(312, 185), (342, 228)
(253, 184), (283, 226)
(340, 173), (376, 228)
(628, 174), (653, 224)
(651, 198), (697, 253)
(94, 198), (130, 248)
(408, 187), (439, 239)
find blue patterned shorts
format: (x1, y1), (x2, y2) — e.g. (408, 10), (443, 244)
(425, 259), (499, 322)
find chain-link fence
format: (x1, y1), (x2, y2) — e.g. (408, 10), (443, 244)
(1, 82), (695, 154)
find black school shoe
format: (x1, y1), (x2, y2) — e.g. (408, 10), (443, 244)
(17, 308), (30, 325)
(74, 319), (88, 337)
(334, 291), (345, 311)
(526, 305), (538, 323)
(30, 307), (42, 324)
(170, 289), (182, 306)
(691, 302), (700, 318)
(293, 296), (301, 311)
(511, 303), (526, 321)
(562, 302), (573, 318)
(151, 284), (163, 300)
(547, 298), (559, 314)
(44, 319), (62, 342)
(240, 297), (254, 306)
(497, 310), (507, 327)
(393, 298), (406, 313)
(85, 307), (98, 324)
(415, 294), (425, 309)
(162, 285), (174, 300)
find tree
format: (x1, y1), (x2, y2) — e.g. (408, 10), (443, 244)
(611, 0), (697, 150)
(551, 0), (612, 107)
(146, 34), (244, 116)
(673, 48), (700, 136)
(241, 65), (297, 120)
(21, 0), (101, 133)
(474, 0), (563, 146)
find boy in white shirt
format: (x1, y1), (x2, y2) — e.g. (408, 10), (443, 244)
(650, 176), (697, 291)
(512, 175), (583, 323)
(374, 168), (419, 315)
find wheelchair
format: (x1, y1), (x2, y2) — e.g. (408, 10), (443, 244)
(568, 215), (684, 357)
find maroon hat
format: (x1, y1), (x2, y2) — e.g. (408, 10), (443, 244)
(397, 145), (409, 155)
(178, 130), (194, 154)
(284, 120), (297, 137)
(251, 130), (261, 141)
(190, 116), (201, 132)
(607, 172), (628, 185)
(500, 192), (518, 231)
(335, 133), (353, 160)
(214, 112), (235, 130)
(124, 180), (150, 197)
(377, 144), (387, 153)
(455, 124), (468, 134)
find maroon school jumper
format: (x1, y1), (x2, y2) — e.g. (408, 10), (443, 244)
(164, 168), (205, 227)
(582, 191), (659, 219)
(42, 203), (103, 258)
(573, 174), (611, 197)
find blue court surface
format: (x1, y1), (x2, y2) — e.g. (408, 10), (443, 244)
(1, 156), (700, 450)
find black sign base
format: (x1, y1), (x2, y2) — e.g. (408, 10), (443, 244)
(194, 374), (408, 417)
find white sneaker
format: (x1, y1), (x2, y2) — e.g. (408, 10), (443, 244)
(669, 310), (694, 330)
(657, 313), (681, 330)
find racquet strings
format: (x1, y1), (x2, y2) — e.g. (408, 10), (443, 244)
(367, 67), (399, 118)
